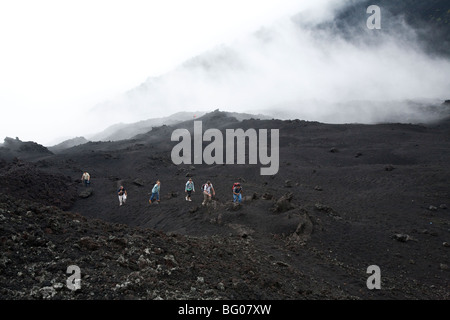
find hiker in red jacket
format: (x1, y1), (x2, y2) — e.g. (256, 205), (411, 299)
(232, 182), (243, 204)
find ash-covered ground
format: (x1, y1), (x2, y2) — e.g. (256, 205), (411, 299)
(0, 111), (449, 299)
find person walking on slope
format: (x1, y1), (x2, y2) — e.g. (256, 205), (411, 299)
(185, 178), (195, 201)
(118, 185), (127, 206)
(81, 171), (90, 187)
(149, 180), (161, 204)
(202, 180), (215, 206)
(232, 182), (243, 204)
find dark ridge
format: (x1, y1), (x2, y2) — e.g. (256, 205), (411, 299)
(0, 137), (53, 161)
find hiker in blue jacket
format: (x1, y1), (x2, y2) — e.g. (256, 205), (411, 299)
(185, 178), (195, 201)
(149, 180), (161, 204)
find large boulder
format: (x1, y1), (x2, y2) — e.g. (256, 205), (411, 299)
(79, 188), (93, 199)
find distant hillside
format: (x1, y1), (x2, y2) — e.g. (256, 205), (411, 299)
(48, 136), (89, 152)
(198, 109), (272, 122)
(88, 109), (272, 143)
(89, 112), (206, 142)
(131, 109), (274, 142)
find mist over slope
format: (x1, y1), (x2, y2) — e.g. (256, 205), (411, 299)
(87, 112), (204, 142)
(332, 0), (449, 55)
(90, 0), (450, 126)
(87, 110), (272, 142)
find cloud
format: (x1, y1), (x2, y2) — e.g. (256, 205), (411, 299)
(90, 0), (450, 127)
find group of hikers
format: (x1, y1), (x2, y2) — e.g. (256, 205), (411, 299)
(81, 171), (242, 206)
(120, 179), (242, 207)
(81, 172), (243, 207)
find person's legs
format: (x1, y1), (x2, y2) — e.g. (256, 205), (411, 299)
(233, 194), (237, 203)
(118, 195), (123, 206)
(238, 193), (242, 203)
(202, 193), (208, 205)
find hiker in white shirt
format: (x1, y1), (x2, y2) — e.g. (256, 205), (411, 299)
(81, 172), (90, 187)
(118, 185), (127, 206)
(202, 180), (215, 206)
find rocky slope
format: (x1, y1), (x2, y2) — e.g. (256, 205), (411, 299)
(0, 193), (352, 300)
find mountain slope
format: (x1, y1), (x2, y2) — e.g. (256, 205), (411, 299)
(2, 111), (448, 299)
(1, 110), (449, 300)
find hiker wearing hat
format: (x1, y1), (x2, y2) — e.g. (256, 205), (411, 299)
(232, 182), (243, 204)
(185, 178), (195, 201)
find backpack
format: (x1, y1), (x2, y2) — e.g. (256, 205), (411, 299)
(202, 183), (213, 192)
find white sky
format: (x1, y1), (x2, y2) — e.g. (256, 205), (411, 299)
(0, 0), (323, 145)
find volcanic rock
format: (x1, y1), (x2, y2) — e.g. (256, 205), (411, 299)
(273, 193), (294, 213)
(133, 179), (145, 187)
(79, 188), (93, 199)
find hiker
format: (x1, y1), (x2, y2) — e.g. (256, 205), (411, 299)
(202, 180), (215, 206)
(81, 171), (90, 187)
(185, 178), (195, 201)
(117, 185), (127, 206)
(232, 182), (243, 203)
(149, 180), (161, 204)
